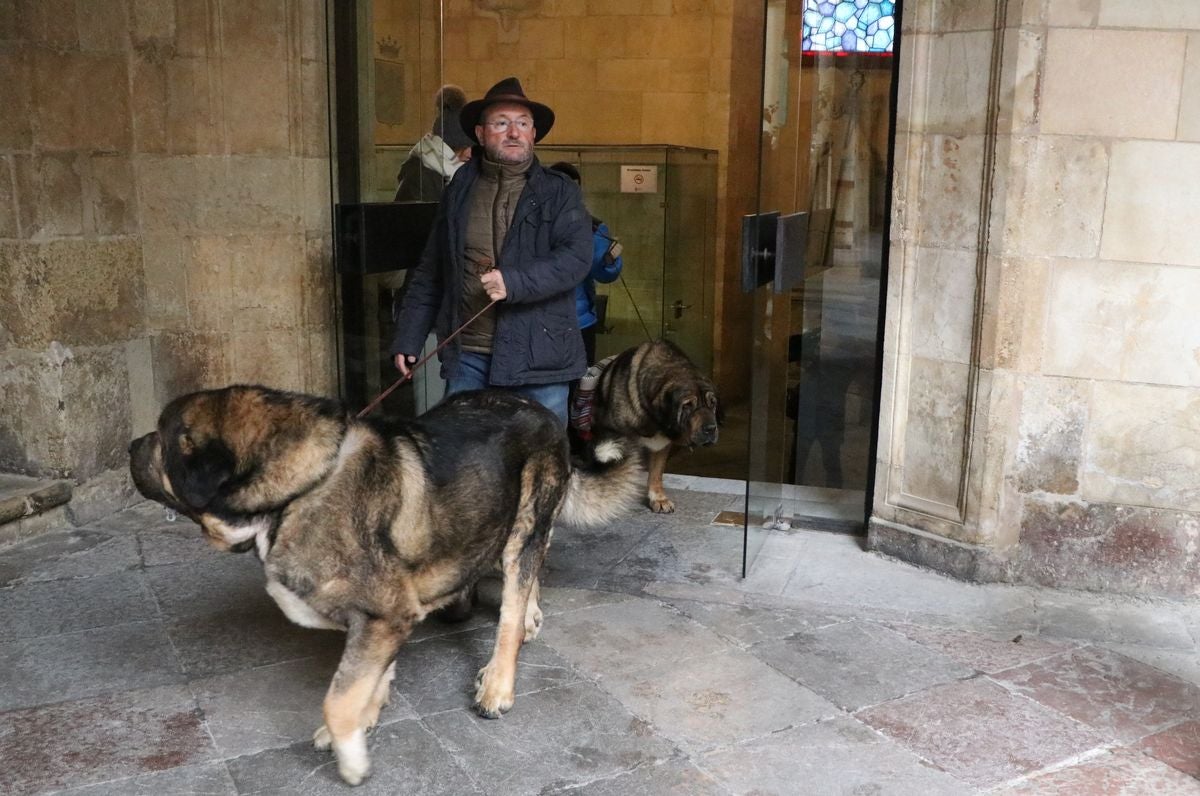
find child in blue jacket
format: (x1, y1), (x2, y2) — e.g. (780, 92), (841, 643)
(549, 162), (624, 364)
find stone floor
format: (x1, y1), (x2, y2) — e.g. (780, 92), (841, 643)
(1, 484), (1199, 795)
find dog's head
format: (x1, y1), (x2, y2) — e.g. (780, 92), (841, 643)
(662, 377), (722, 448)
(129, 386), (347, 550)
(633, 340), (723, 449)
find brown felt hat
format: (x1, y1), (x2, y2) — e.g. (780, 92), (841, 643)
(460, 76), (555, 144)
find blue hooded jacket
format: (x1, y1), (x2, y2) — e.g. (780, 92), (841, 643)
(574, 218), (624, 330)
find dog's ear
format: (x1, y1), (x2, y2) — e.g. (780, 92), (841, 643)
(171, 437), (235, 510)
(706, 389), (724, 425)
(671, 388), (700, 439)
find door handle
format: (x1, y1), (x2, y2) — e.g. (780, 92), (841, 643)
(671, 300), (692, 319)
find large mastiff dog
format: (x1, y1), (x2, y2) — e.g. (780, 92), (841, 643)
(580, 339), (722, 513)
(129, 386), (639, 786)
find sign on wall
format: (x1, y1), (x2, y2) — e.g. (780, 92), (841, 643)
(620, 165), (659, 194)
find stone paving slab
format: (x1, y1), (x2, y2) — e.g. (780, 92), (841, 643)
(0, 569), (157, 642)
(541, 522), (659, 590)
(883, 622), (1080, 674)
(225, 719), (481, 795)
(164, 606), (345, 679)
(857, 678), (1106, 789)
(663, 595), (846, 648)
(544, 758), (727, 795)
(144, 555), (269, 622)
(86, 499), (183, 534)
(0, 684), (216, 796)
(0, 529), (140, 587)
(994, 748), (1200, 795)
(422, 682), (679, 796)
(146, 555), (346, 678)
(1134, 719), (1200, 779)
(139, 523), (224, 568)
(1104, 642), (1200, 688)
(991, 646), (1200, 744)
(0, 621), (184, 712)
(598, 522), (746, 594)
(751, 620), (976, 711)
(1033, 593), (1197, 650)
(781, 533), (1039, 631)
(538, 598), (732, 681)
(699, 715), (970, 795)
(594, 647), (839, 754)
(50, 762), (237, 796)
(391, 626), (582, 716)
(191, 651), (417, 760)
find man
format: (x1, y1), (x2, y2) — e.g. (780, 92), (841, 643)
(390, 77), (592, 426)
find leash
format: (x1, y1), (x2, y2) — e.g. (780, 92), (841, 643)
(356, 298), (499, 419)
(616, 273), (655, 344)
(595, 233), (654, 344)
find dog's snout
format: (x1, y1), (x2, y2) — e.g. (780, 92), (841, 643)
(700, 423), (719, 446)
(129, 431), (155, 457)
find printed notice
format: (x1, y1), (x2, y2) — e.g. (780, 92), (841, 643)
(620, 165), (659, 194)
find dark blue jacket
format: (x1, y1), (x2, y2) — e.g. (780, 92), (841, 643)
(390, 155), (593, 386)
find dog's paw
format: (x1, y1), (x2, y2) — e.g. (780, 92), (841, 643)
(472, 664), (514, 719)
(523, 604), (543, 642)
(333, 729), (370, 786)
(338, 757), (370, 787)
(312, 724), (332, 750)
(648, 493), (675, 513)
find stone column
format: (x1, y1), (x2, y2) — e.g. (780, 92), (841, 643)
(870, 0), (1200, 597)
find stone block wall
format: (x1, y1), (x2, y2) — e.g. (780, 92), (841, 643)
(871, 0), (1200, 597)
(0, 1), (334, 506)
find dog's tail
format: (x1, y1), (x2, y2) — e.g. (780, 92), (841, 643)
(558, 437), (643, 527)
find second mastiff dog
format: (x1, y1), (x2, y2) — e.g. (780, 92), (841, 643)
(574, 339), (722, 513)
(129, 386), (639, 786)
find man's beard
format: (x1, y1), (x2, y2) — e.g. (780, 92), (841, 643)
(486, 139), (532, 165)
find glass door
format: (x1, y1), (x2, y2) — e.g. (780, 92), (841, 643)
(743, 0), (899, 574)
(333, 0), (447, 416)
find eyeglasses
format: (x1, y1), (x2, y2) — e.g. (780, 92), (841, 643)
(484, 117), (534, 133)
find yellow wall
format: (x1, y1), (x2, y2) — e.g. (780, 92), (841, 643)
(371, 0), (733, 152)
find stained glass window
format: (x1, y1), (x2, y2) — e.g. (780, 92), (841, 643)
(802, 0), (896, 53)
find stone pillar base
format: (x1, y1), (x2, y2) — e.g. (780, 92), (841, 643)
(867, 518), (1010, 585)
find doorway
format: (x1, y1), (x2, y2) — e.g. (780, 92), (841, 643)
(330, 0), (900, 578)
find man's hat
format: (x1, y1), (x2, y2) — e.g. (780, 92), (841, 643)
(460, 77), (555, 144)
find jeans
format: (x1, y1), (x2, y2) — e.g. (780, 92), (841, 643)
(445, 351), (570, 427)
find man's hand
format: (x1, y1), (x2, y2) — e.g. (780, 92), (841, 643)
(394, 353), (417, 378)
(481, 269), (507, 301)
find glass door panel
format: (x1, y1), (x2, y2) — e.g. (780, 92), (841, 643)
(743, 0), (899, 573)
(335, 0), (446, 416)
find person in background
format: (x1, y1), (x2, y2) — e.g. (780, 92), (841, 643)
(390, 77), (592, 426)
(548, 162), (624, 365)
(395, 85), (474, 202)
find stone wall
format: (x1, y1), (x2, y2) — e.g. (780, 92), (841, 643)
(0, 0), (334, 514)
(870, 0), (1200, 597)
